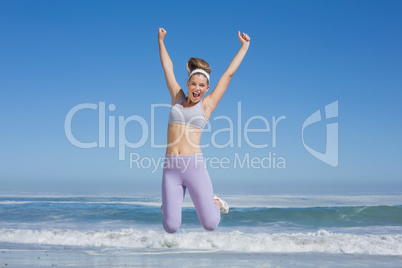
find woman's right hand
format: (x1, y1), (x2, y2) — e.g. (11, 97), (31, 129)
(238, 31), (250, 48)
(158, 28), (167, 42)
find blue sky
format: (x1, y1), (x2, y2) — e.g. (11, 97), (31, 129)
(1, 0), (401, 194)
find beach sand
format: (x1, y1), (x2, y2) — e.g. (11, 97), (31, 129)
(1, 244), (401, 268)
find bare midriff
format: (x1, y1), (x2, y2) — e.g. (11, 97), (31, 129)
(165, 123), (203, 155)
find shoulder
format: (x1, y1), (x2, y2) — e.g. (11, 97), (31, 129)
(202, 95), (215, 120)
(171, 90), (186, 105)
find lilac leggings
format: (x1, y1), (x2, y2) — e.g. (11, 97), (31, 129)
(162, 153), (221, 233)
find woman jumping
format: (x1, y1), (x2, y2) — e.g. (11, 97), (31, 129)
(158, 28), (250, 233)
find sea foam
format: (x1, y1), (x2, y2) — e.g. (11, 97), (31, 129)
(1, 228), (401, 256)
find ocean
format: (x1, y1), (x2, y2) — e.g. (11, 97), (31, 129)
(1, 193), (402, 267)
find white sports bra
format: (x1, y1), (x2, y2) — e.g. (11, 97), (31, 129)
(168, 97), (208, 130)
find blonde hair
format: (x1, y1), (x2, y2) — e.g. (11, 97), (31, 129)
(187, 57), (211, 84)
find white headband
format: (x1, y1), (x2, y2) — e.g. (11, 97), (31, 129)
(188, 69), (210, 83)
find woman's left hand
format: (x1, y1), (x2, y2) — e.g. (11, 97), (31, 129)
(238, 32), (250, 48)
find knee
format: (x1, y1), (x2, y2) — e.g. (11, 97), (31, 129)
(164, 224), (180, 234)
(163, 219), (181, 234)
(201, 218), (219, 231)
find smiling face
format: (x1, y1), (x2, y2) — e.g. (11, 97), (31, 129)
(187, 73), (209, 103)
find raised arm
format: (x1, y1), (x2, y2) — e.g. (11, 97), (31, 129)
(205, 32), (250, 112)
(158, 28), (183, 104)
